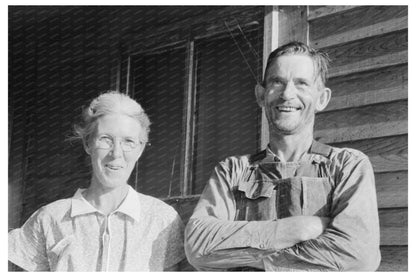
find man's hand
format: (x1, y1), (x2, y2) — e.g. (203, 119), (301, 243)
(275, 216), (329, 249)
(300, 216), (330, 241)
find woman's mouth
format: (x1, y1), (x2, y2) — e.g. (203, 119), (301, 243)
(105, 164), (123, 171)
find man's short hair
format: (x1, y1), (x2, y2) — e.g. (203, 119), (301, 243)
(263, 41), (331, 87)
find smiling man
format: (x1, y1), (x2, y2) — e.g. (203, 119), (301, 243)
(184, 41), (381, 271)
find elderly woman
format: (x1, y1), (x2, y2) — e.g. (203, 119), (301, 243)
(8, 91), (185, 271)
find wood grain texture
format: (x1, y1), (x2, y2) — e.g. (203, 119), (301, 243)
(329, 135), (408, 174)
(277, 6), (308, 45)
(375, 171), (408, 208)
(308, 6), (358, 20)
(326, 64), (408, 111)
(328, 64), (407, 98)
(379, 208), (407, 245)
(326, 86), (407, 112)
(323, 30), (408, 77)
(315, 121), (407, 144)
(260, 6), (278, 151)
(378, 246), (408, 271)
(317, 101), (407, 131)
(329, 50), (408, 78)
(312, 15), (407, 50)
(309, 6), (407, 41)
(315, 100), (408, 143)
(329, 135), (407, 158)
(369, 154), (407, 173)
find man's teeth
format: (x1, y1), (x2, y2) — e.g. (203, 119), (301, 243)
(277, 106), (297, 112)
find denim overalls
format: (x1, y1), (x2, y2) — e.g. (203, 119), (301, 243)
(234, 141), (334, 221)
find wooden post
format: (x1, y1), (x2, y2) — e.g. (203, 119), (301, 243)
(260, 6), (278, 150)
(180, 40), (196, 196)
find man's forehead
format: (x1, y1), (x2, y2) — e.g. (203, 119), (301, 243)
(269, 54), (315, 75)
(266, 53), (318, 80)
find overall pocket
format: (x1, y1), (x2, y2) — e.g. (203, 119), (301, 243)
(235, 180), (277, 221)
(301, 177), (332, 217)
(274, 177), (332, 218)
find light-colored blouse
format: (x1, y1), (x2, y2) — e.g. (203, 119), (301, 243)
(9, 185), (185, 271)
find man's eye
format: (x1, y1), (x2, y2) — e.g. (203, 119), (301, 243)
(296, 81), (308, 86)
(273, 80), (284, 86)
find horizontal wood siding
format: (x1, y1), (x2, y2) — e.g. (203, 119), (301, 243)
(379, 208), (407, 245)
(309, 6), (407, 48)
(375, 171), (407, 208)
(326, 64), (407, 112)
(315, 100), (407, 143)
(308, 6), (358, 20)
(379, 246), (408, 271)
(309, 5), (408, 271)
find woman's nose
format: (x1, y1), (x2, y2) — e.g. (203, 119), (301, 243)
(111, 141), (123, 158)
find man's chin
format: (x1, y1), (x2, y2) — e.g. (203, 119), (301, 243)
(270, 123), (298, 135)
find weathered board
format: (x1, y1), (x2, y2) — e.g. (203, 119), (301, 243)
(309, 5), (408, 271)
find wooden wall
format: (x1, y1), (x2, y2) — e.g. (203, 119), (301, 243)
(309, 5), (408, 271)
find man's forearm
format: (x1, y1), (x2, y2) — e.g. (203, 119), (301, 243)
(184, 215), (327, 270)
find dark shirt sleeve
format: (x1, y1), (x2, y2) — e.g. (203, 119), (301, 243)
(264, 153), (381, 271)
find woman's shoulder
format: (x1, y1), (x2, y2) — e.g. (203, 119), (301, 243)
(136, 192), (180, 221)
(32, 197), (73, 222)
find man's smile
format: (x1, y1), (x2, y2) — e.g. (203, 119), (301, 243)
(275, 105), (301, 112)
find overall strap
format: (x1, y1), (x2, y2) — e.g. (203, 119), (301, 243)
(248, 149), (267, 164)
(310, 140), (332, 158)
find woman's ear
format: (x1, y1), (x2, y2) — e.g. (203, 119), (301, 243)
(83, 139), (91, 155)
(255, 83), (266, 108)
(315, 87), (332, 112)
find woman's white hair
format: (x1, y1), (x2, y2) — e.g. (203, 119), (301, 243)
(73, 91), (151, 144)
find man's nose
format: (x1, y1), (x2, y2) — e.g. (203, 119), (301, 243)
(280, 81), (296, 100)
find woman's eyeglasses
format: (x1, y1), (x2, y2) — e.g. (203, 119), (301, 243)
(95, 135), (149, 152)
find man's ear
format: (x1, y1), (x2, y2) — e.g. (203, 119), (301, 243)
(315, 87), (332, 112)
(255, 83), (266, 108)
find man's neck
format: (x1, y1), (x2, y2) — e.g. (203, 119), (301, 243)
(269, 130), (314, 162)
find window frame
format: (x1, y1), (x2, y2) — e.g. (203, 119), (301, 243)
(118, 7), (266, 198)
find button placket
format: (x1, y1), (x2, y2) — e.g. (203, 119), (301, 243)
(101, 215), (112, 271)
